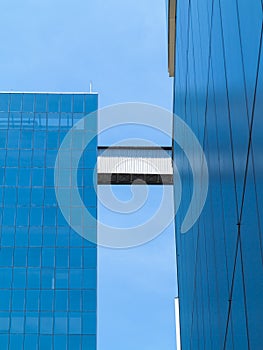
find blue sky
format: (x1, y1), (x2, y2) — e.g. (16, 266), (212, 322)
(98, 185), (177, 349)
(0, 0), (177, 348)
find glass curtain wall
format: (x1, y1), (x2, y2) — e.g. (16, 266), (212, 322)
(0, 92), (98, 350)
(172, 0), (263, 348)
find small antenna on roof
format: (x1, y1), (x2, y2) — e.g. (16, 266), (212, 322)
(90, 81), (93, 93)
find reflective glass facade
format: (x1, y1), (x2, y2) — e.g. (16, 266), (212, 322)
(171, 0), (263, 349)
(0, 92), (98, 349)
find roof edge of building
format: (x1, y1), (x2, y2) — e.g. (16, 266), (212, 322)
(168, 0), (176, 77)
(0, 91), (98, 95)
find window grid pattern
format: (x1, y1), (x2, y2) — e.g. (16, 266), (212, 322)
(0, 93), (98, 350)
(173, 0), (263, 349)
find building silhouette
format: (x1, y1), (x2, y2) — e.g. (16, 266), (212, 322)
(0, 92), (98, 349)
(168, 0), (263, 348)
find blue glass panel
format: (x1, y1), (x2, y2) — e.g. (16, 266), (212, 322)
(61, 95), (73, 113)
(55, 290), (68, 311)
(83, 269), (96, 289)
(83, 335), (96, 349)
(82, 312), (96, 334)
(0, 313), (10, 332)
(16, 207), (29, 226)
(26, 290), (40, 311)
(7, 130), (19, 148)
(35, 113), (47, 128)
(10, 312), (24, 333)
(15, 227), (28, 246)
(56, 227), (70, 246)
(84, 95), (98, 114)
(13, 268), (26, 288)
(22, 94), (34, 112)
(73, 113), (84, 125)
(70, 248), (82, 268)
(69, 335), (81, 349)
(24, 334), (38, 350)
(0, 248), (13, 267)
(14, 248), (27, 266)
(83, 248), (97, 268)
(56, 248), (69, 268)
(0, 130), (7, 148)
(34, 131), (46, 149)
(39, 335), (52, 350)
(48, 112), (60, 127)
(31, 168), (44, 186)
(85, 115), (97, 132)
(4, 187), (16, 205)
(27, 268), (40, 289)
(18, 168), (31, 186)
(21, 112), (34, 126)
(0, 112), (9, 128)
(19, 149), (32, 167)
(42, 248), (55, 268)
(69, 312), (81, 334)
(0, 291), (11, 311)
(20, 131), (33, 149)
(42, 227), (56, 246)
(32, 149), (45, 167)
(0, 94), (9, 112)
(25, 312), (39, 333)
(12, 290), (25, 311)
(30, 208), (43, 226)
(10, 334), (23, 350)
(40, 313), (53, 334)
(70, 231), (83, 247)
(69, 290), (81, 311)
(31, 188), (44, 206)
(41, 269), (54, 289)
(69, 270), (82, 289)
(0, 335), (9, 348)
(17, 188), (30, 206)
(83, 290), (96, 311)
(54, 335), (67, 349)
(5, 150), (19, 167)
(40, 290), (54, 311)
(55, 269), (68, 289)
(29, 227), (42, 247)
(83, 188), (97, 207)
(0, 149), (6, 164)
(10, 94), (22, 112)
(54, 313), (68, 334)
(5, 168), (17, 186)
(35, 94), (47, 113)
(48, 94), (60, 113)
(60, 112), (72, 127)
(73, 95), (84, 113)
(28, 248), (41, 267)
(9, 112), (21, 127)
(0, 268), (12, 289)
(1, 227), (15, 246)
(47, 131), (59, 149)
(45, 168), (55, 187)
(44, 188), (57, 206)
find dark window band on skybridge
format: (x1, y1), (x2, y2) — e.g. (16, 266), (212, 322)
(98, 173), (174, 185)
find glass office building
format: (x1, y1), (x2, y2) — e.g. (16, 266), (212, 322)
(168, 0), (263, 349)
(0, 92), (98, 349)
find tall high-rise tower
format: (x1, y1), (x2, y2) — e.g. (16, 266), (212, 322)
(0, 92), (98, 349)
(168, 0), (263, 348)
